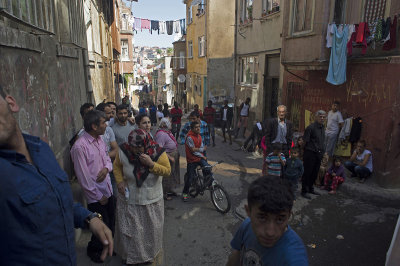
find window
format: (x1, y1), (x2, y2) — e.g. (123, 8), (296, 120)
(1, 0), (55, 33)
(262, 0), (280, 15)
(333, 0), (346, 24)
(292, 0), (315, 34)
(121, 40), (129, 61)
(198, 36), (205, 57)
(240, 0), (253, 22)
(188, 5), (193, 23)
(188, 41), (193, 58)
(238, 56), (258, 85)
(364, 0), (386, 23)
(180, 51), (185, 69)
(197, 0), (205, 15)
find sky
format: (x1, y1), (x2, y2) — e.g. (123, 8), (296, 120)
(124, 0), (186, 48)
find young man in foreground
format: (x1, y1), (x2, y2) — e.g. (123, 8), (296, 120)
(226, 176), (308, 266)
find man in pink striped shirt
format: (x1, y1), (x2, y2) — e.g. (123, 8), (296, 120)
(71, 110), (115, 263)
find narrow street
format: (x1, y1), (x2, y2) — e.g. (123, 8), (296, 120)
(76, 132), (399, 266)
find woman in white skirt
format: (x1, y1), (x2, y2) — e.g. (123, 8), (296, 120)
(113, 128), (171, 265)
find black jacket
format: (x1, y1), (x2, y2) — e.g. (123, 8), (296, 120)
(265, 118), (293, 149)
(219, 106), (233, 124)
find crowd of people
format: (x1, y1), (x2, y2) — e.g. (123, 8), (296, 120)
(239, 101), (373, 198)
(0, 83), (373, 265)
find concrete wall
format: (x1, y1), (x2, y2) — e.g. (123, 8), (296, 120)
(207, 0), (235, 105)
(282, 63), (400, 188)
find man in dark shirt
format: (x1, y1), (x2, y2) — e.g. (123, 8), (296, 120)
(170, 101), (183, 140)
(264, 105), (293, 157)
(301, 110), (326, 199)
(203, 100), (217, 147)
(0, 86), (113, 265)
(219, 100), (234, 145)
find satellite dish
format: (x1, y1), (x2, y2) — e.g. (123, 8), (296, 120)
(177, 74), (186, 83)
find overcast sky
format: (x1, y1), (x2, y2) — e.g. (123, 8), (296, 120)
(123, 0), (186, 48)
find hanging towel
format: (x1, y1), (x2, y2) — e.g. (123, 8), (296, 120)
(383, 15), (397, 50)
(151, 20), (160, 34)
(166, 21), (174, 35)
(173, 20), (180, 34)
(347, 24), (356, 42)
(141, 19), (151, 32)
(159, 21), (166, 34)
(356, 22), (367, 43)
(326, 24), (349, 85)
(134, 18), (141, 31)
(180, 19), (186, 35)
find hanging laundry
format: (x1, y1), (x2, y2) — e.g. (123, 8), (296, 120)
(347, 23), (370, 56)
(374, 19), (383, 41)
(347, 24), (356, 42)
(159, 21), (167, 34)
(326, 24), (349, 85)
(382, 17), (391, 40)
(151, 20), (160, 34)
(173, 20), (180, 34)
(383, 15), (397, 50)
(356, 22), (367, 43)
(349, 117), (362, 143)
(141, 19), (151, 32)
(134, 17), (141, 32)
(166, 21), (174, 35)
(326, 24), (334, 48)
(128, 16), (135, 29)
(180, 19), (186, 35)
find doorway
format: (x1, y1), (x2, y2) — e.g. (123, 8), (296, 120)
(263, 55), (280, 120)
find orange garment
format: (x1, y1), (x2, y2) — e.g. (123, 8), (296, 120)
(185, 131), (203, 163)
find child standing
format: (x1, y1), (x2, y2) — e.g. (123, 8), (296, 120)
(322, 157), (346, 194)
(265, 143), (286, 177)
(284, 148), (304, 197)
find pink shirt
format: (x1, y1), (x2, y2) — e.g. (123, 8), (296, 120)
(71, 131), (113, 204)
(155, 130), (178, 153)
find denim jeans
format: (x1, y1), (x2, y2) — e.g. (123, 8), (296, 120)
(344, 161), (371, 179)
(183, 159), (212, 194)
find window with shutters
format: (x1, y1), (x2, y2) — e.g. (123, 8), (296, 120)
(291, 0), (315, 35)
(0, 0), (55, 33)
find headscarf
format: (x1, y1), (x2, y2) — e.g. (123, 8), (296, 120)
(159, 117), (171, 130)
(157, 118), (177, 147)
(120, 128), (165, 187)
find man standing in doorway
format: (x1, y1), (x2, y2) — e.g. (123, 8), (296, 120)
(112, 104), (137, 145)
(71, 110), (116, 263)
(301, 110), (326, 199)
(265, 105), (293, 157)
(170, 101), (183, 140)
(235, 97), (251, 139)
(220, 100), (234, 145)
(325, 101), (344, 158)
(203, 100), (217, 147)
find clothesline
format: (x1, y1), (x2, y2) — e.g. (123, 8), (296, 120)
(125, 14), (186, 35)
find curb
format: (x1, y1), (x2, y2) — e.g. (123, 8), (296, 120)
(340, 178), (400, 207)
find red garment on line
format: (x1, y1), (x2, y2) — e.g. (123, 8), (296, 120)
(347, 23), (370, 56)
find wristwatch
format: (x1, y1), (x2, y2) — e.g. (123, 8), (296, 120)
(85, 212), (102, 226)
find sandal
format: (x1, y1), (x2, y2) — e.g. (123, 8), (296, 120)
(164, 194), (173, 201)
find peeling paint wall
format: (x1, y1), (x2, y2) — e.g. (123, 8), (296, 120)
(0, 29), (87, 174)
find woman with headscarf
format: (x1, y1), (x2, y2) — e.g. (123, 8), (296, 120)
(113, 129), (171, 265)
(155, 118), (180, 200)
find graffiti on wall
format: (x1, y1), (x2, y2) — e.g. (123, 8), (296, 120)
(346, 78), (391, 108)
